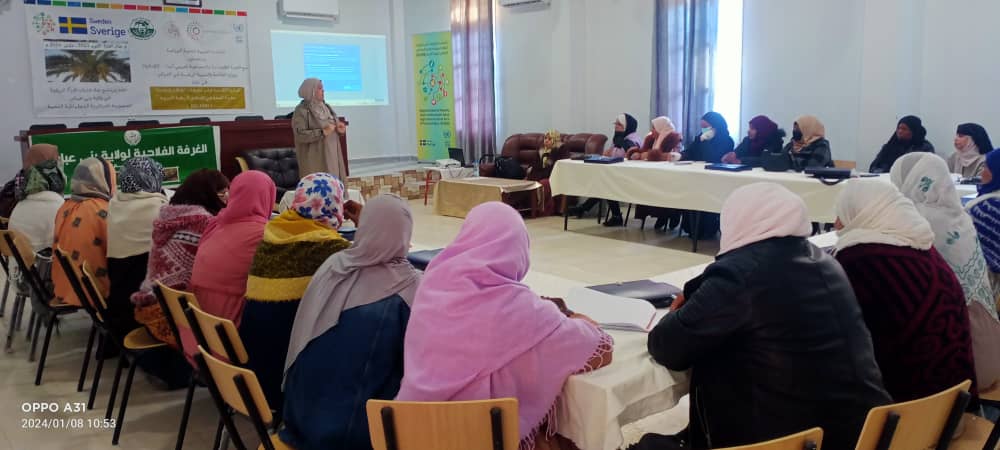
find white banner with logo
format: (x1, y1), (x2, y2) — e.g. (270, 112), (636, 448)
(24, 2), (250, 117)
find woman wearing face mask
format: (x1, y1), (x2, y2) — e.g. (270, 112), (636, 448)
(568, 113), (644, 226)
(681, 112), (734, 163)
(948, 123), (993, 178)
(869, 115), (935, 174)
(783, 115), (833, 171)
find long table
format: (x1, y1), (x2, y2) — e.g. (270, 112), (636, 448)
(550, 160), (849, 248)
(545, 232), (839, 450)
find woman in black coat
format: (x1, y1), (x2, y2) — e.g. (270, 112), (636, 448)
(682, 111), (735, 163)
(869, 115), (935, 173)
(632, 183), (890, 450)
(783, 115), (833, 171)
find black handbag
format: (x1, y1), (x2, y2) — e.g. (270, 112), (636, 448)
(494, 156), (526, 179)
(761, 151), (792, 172)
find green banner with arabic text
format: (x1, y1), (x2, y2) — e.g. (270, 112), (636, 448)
(29, 126), (220, 195)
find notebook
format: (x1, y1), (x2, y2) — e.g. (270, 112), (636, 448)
(565, 287), (659, 333)
(705, 163), (752, 172)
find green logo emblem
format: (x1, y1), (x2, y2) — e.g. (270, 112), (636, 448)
(129, 18), (155, 40)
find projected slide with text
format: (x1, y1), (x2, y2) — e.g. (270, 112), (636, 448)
(272, 30), (389, 107)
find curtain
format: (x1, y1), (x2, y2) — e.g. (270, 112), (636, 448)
(451, 0), (497, 163)
(650, 0), (719, 143)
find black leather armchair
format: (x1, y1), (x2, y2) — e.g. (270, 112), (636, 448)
(237, 148), (299, 202)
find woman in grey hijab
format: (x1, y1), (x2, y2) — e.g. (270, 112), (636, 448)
(292, 78), (348, 180)
(280, 194), (420, 449)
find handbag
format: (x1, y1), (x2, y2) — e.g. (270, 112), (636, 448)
(494, 156), (526, 179)
(761, 151), (791, 172)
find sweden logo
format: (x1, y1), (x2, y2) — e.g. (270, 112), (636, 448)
(58, 17), (87, 35)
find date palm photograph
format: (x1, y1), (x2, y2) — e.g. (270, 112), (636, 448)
(44, 49), (131, 83)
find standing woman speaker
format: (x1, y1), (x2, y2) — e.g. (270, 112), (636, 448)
(292, 78), (349, 180)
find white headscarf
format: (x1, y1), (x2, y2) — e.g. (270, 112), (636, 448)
(890, 153), (997, 317)
(651, 116), (676, 151)
(284, 194), (421, 377)
(834, 179), (935, 252)
(719, 182), (812, 255)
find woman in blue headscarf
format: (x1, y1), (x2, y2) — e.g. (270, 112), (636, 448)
(967, 149), (1000, 294)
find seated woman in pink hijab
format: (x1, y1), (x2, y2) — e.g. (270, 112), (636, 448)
(396, 202), (613, 450)
(190, 170), (276, 329)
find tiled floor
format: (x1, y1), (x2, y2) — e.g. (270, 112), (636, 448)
(0, 200), (704, 449)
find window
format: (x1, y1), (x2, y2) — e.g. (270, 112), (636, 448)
(713, 0), (743, 138)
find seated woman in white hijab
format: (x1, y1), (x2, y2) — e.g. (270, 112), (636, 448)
(890, 152), (1000, 391)
(280, 194), (421, 450)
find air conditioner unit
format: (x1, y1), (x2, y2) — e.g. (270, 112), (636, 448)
(279, 0), (340, 22)
(499, 0), (551, 9)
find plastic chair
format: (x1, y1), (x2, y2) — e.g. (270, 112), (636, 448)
(1, 230), (80, 385)
(720, 428), (822, 450)
(854, 380), (971, 450)
(195, 346), (294, 450)
(366, 398), (519, 450)
(80, 262), (168, 445)
(152, 282), (202, 450)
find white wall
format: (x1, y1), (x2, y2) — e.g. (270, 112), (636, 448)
(740, 0), (866, 164)
(0, 0), (420, 181)
(920, 0), (1000, 155)
(495, 0), (654, 141)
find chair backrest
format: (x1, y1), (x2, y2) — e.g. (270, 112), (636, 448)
(78, 121), (115, 128)
(366, 399), (520, 450)
(152, 282), (200, 346)
(855, 380), (972, 450)
(126, 119), (159, 126)
(240, 148), (299, 195)
(29, 123), (67, 130)
(0, 229), (36, 267)
(234, 115), (264, 121)
(179, 117), (211, 124)
(198, 345), (273, 425)
(834, 160), (857, 169)
(80, 262), (111, 317)
(53, 247), (103, 323)
(720, 428), (823, 450)
(186, 302), (249, 365)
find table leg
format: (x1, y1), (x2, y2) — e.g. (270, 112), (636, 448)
(531, 189), (539, 219)
(562, 196), (569, 231)
(691, 212), (701, 253)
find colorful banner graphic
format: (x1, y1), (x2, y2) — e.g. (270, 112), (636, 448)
(29, 125), (221, 194)
(412, 31), (457, 161)
(24, 0), (250, 117)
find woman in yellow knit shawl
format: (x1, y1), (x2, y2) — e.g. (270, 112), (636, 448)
(239, 173), (352, 410)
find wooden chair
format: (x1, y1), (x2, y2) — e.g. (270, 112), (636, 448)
(195, 346), (295, 450)
(184, 303), (251, 450)
(366, 398), (520, 450)
(834, 160), (857, 169)
(151, 282), (202, 450)
(52, 248), (108, 398)
(80, 262), (168, 445)
(720, 428), (822, 450)
(949, 412), (1000, 450)
(1, 229), (80, 385)
(854, 380), (971, 450)
(185, 302), (248, 366)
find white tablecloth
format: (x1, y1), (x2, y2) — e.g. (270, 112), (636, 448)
(550, 160), (850, 223)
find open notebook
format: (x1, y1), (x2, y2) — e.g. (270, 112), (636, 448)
(565, 287), (659, 333)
